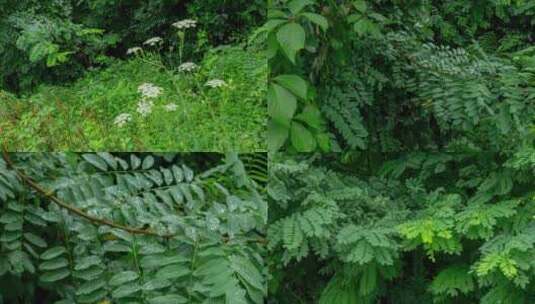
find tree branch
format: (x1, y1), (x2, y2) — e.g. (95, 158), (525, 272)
(2, 150), (174, 238)
(1, 149), (266, 244)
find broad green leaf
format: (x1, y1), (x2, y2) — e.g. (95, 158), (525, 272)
(112, 284), (141, 298)
(302, 13), (329, 31)
(183, 165), (194, 182)
(0, 212), (19, 224)
(75, 256), (101, 271)
(4, 220), (22, 231)
(268, 120), (290, 151)
(40, 268), (70, 282)
(131, 154), (141, 169)
(73, 266), (104, 281)
(82, 154), (108, 171)
(155, 264), (190, 280)
(267, 33), (279, 59)
(268, 83), (297, 125)
(291, 122), (317, 152)
(109, 271), (139, 286)
(274, 74), (308, 99)
(40, 246), (66, 260)
(76, 280), (106, 295)
(142, 155), (155, 169)
(7, 201), (23, 212)
(24, 232), (47, 248)
(288, 0), (314, 15)
(353, 0), (367, 13)
(268, 9), (289, 19)
(257, 19), (286, 35)
(172, 165), (183, 182)
(39, 257), (68, 271)
(1, 231), (21, 243)
(294, 105), (323, 129)
(97, 152), (117, 170)
(162, 168), (173, 185)
(276, 22), (306, 64)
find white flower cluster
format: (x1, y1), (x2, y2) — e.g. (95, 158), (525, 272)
(112, 82), (169, 127)
(113, 113), (132, 127)
(205, 79), (227, 88)
(137, 99), (154, 117)
(143, 36), (163, 46)
(135, 83), (164, 118)
(138, 83), (163, 98)
(172, 19), (197, 30)
(178, 62), (198, 73)
(164, 103), (178, 112)
(126, 47), (142, 55)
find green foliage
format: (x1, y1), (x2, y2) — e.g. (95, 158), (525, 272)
(1, 1), (267, 151)
(264, 0), (535, 152)
(1, 0), (265, 93)
(267, 152), (535, 303)
(429, 265), (475, 299)
(0, 153), (267, 303)
(1, 47), (266, 151)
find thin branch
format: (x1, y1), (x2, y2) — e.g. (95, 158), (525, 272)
(1, 149), (266, 244)
(2, 149), (173, 238)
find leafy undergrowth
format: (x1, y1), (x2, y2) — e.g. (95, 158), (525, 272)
(0, 46), (266, 151)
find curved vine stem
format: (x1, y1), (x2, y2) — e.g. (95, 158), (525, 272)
(1, 149), (267, 244)
(2, 149), (172, 237)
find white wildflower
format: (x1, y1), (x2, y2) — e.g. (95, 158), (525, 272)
(178, 62), (198, 73)
(205, 79), (227, 88)
(143, 36), (163, 46)
(172, 19), (197, 30)
(137, 99), (154, 117)
(164, 103), (178, 112)
(113, 113), (132, 127)
(137, 83), (163, 98)
(126, 47), (142, 55)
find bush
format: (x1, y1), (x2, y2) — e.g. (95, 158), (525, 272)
(263, 0), (535, 152)
(267, 151), (535, 303)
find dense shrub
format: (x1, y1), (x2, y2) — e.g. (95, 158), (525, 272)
(263, 0), (535, 152)
(267, 151), (535, 303)
(264, 2), (535, 302)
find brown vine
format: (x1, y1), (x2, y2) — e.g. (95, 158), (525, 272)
(1, 149), (266, 244)
(2, 149), (173, 238)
